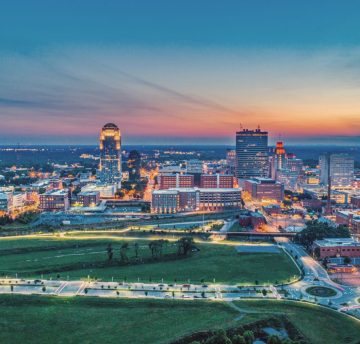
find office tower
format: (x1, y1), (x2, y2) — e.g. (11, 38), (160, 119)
(319, 153), (354, 187)
(98, 123), (122, 187)
(236, 128), (269, 179)
(270, 141), (286, 179)
(127, 150), (141, 181)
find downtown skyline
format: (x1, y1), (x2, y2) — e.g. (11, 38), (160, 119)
(1, 1), (360, 145)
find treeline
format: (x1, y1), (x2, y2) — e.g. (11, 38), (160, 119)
(295, 221), (350, 250)
(106, 237), (196, 263)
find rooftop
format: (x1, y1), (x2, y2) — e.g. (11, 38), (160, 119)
(314, 237), (360, 247)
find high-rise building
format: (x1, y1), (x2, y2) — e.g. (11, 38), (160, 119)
(319, 154), (354, 187)
(270, 141), (286, 179)
(236, 128), (269, 179)
(127, 150), (141, 181)
(98, 123), (122, 187)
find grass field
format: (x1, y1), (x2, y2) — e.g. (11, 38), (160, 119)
(0, 234), (299, 285)
(0, 295), (358, 344)
(234, 300), (360, 344)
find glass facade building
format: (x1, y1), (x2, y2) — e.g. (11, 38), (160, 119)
(235, 128), (269, 179)
(99, 123), (122, 187)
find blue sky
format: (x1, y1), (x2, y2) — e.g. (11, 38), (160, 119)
(0, 1), (360, 145)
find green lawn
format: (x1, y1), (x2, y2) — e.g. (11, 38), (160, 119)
(0, 295), (238, 344)
(234, 300), (360, 344)
(0, 235), (299, 285)
(0, 295), (358, 344)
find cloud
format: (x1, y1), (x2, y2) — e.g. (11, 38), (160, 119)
(1, 46), (360, 143)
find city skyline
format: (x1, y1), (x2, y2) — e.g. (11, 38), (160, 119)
(1, 2), (360, 145)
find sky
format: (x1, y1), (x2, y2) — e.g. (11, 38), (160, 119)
(1, 1), (360, 145)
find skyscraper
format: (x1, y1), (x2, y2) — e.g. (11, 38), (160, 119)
(235, 128), (269, 179)
(98, 123), (122, 187)
(319, 153), (354, 187)
(270, 141), (286, 179)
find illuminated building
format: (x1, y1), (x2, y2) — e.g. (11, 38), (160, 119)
(200, 174), (234, 188)
(81, 183), (116, 198)
(11, 192), (26, 210)
(226, 149), (236, 173)
(151, 190), (179, 213)
(39, 189), (70, 211)
(351, 196), (360, 208)
(98, 123), (122, 187)
(151, 187), (241, 213)
(159, 173), (194, 189)
(0, 193), (11, 213)
(76, 191), (100, 207)
(319, 153), (354, 187)
(271, 141), (286, 179)
(244, 178), (284, 202)
(127, 150), (141, 181)
(236, 128), (269, 180)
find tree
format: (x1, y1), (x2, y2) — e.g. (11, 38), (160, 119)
(177, 237), (194, 256)
(232, 334), (246, 344)
(243, 330), (255, 344)
(262, 289), (267, 296)
(267, 335), (281, 344)
(120, 243), (129, 263)
(107, 244), (113, 261)
(134, 242), (139, 258)
(148, 240), (168, 259)
(204, 330), (232, 344)
(295, 221), (350, 250)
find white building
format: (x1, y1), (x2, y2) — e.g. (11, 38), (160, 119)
(81, 183), (116, 198)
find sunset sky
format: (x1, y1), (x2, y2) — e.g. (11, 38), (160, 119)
(1, 1), (360, 145)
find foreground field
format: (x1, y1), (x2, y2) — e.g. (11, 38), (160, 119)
(0, 295), (358, 344)
(0, 234), (299, 285)
(234, 300), (360, 344)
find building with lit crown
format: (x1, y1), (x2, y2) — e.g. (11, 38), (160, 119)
(236, 128), (269, 180)
(98, 123), (122, 188)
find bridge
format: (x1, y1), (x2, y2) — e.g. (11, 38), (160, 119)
(211, 231), (296, 238)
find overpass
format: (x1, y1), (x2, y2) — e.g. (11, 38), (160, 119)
(211, 231), (296, 239)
